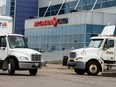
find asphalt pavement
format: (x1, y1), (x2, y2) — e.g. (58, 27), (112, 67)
(0, 64), (116, 87)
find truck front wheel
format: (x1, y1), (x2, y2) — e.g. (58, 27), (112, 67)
(8, 59), (15, 75)
(86, 61), (100, 76)
(29, 69), (38, 76)
(74, 69), (85, 75)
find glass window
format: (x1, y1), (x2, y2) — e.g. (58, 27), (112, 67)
(8, 36), (28, 48)
(39, 12), (44, 17)
(94, 3), (101, 9)
(89, 39), (103, 48)
(82, 6), (88, 10)
(39, 0), (116, 17)
(51, 10), (57, 15)
(45, 12), (50, 16)
(61, 35), (65, 42)
(109, 40), (114, 47)
(102, 1), (109, 8)
(39, 7), (47, 12)
(51, 4), (61, 10)
(79, 34), (84, 42)
(10, 11), (14, 16)
(86, 34), (91, 42)
(25, 25), (105, 51)
(107, 1), (115, 7)
(104, 39), (114, 48)
(76, 6), (82, 12)
(102, 0), (115, 8)
(70, 34), (75, 42)
(59, 9), (65, 15)
(65, 35), (70, 42)
(11, 2), (15, 6)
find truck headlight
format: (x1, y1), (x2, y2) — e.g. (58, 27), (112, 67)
(76, 57), (83, 60)
(20, 56), (28, 60)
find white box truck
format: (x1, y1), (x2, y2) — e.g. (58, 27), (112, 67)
(0, 16), (42, 75)
(68, 25), (116, 76)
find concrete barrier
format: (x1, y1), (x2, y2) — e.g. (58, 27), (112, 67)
(42, 50), (71, 62)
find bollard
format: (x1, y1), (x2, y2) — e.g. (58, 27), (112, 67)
(62, 56), (68, 66)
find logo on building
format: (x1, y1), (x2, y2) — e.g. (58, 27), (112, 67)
(34, 17), (68, 27)
(0, 22), (7, 28)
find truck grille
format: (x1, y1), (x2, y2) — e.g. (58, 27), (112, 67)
(70, 52), (76, 58)
(31, 54), (41, 61)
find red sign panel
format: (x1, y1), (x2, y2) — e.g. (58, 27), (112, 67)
(34, 17), (68, 27)
(34, 17), (58, 27)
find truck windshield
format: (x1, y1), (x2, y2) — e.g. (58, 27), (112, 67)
(89, 39), (103, 48)
(8, 36), (28, 48)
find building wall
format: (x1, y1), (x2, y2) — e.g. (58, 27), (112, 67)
(25, 11), (116, 29)
(95, 6), (116, 14)
(25, 24), (86, 51)
(6, 0), (11, 16)
(39, 0), (76, 8)
(0, 5), (6, 16)
(15, 0), (38, 34)
(39, 0), (116, 17)
(5, 0), (39, 35)
(25, 12), (116, 52)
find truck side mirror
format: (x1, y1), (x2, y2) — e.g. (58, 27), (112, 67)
(103, 45), (107, 50)
(103, 40), (110, 50)
(103, 45), (108, 50)
(1, 38), (7, 48)
(25, 37), (28, 47)
(0, 41), (6, 50)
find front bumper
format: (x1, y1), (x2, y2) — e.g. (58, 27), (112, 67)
(67, 61), (86, 69)
(19, 61), (42, 69)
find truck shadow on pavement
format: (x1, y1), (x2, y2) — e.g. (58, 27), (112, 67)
(63, 71), (103, 77)
(0, 73), (29, 76)
(0, 72), (46, 77)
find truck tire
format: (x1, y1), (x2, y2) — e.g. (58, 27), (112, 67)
(8, 59), (15, 75)
(74, 69), (85, 75)
(29, 69), (37, 76)
(86, 61), (100, 76)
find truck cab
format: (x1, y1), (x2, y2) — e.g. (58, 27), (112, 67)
(68, 25), (116, 75)
(0, 16), (42, 75)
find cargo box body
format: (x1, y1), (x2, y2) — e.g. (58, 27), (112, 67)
(0, 16), (13, 35)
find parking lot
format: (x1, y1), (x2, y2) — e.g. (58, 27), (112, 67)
(0, 64), (116, 87)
